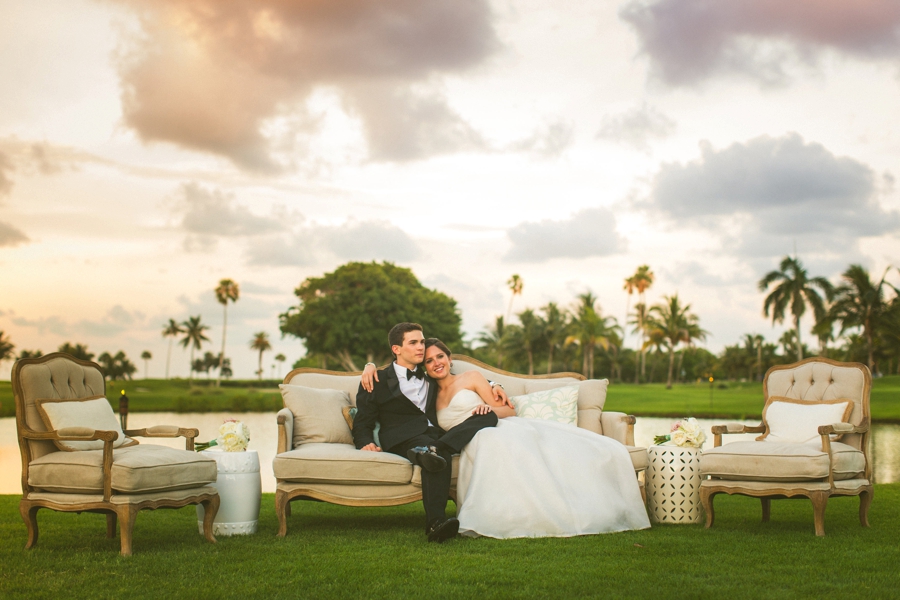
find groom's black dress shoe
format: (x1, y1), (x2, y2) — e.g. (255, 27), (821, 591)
(426, 518), (460, 543)
(407, 446), (447, 472)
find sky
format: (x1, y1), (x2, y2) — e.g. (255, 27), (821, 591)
(2, 0), (900, 379)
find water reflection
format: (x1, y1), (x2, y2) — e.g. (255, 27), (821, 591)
(0, 414), (897, 494)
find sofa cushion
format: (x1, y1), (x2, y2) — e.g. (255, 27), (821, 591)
(280, 384), (353, 447)
(28, 444), (218, 493)
(273, 442), (414, 485)
(759, 396), (852, 444)
(699, 441), (865, 482)
(511, 385), (579, 425)
(35, 396), (130, 451)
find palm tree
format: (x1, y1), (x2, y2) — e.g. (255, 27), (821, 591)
(742, 334), (764, 381)
(829, 265), (896, 372)
(566, 292), (620, 379)
(214, 278), (240, 387)
(506, 274), (523, 320)
(179, 315), (210, 382)
(0, 331), (14, 373)
(250, 331), (272, 381)
(540, 302), (569, 374)
(628, 302), (648, 383)
(758, 256), (833, 362)
(140, 350), (152, 379)
(275, 353), (286, 378)
(644, 294), (705, 389)
(162, 319), (182, 379)
(477, 316), (507, 369)
(627, 266), (654, 382)
(506, 309), (543, 375)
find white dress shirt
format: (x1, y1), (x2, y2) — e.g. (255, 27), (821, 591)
(393, 362), (431, 424)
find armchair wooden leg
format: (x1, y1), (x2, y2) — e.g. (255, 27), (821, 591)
(276, 489), (290, 537)
(118, 505), (138, 556)
(859, 488), (873, 528)
(200, 496), (219, 544)
(20, 503), (39, 550)
(106, 512), (117, 538)
(760, 498), (771, 523)
(810, 491), (828, 537)
(700, 488), (715, 529)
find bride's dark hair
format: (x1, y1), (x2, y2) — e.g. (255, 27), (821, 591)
(424, 338), (452, 357)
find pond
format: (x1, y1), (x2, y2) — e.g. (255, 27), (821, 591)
(0, 414), (897, 494)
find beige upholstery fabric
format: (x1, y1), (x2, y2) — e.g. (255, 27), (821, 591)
(600, 412), (630, 444)
(510, 385), (579, 424)
(28, 444), (217, 493)
(17, 357), (107, 460)
(277, 481), (423, 502)
(280, 384), (353, 447)
(625, 446), (649, 471)
(36, 396), (128, 451)
(284, 372), (362, 402)
(700, 441), (865, 482)
(273, 442), (413, 485)
(26, 486), (219, 505)
(759, 396), (852, 444)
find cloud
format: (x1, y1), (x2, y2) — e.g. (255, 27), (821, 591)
(0, 150), (13, 197)
(172, 182), (285, 251)
(505, 207), (625, 262)
(0, 221), (29, 247)
(645, 133), (900, 256)
(596, 104), (676, 152)
(620, 0), (900, 86)
(508, 120), (575, 158)
(112, 0), (498, 168)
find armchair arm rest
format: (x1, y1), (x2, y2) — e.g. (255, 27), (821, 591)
(600, 412), (635, 446)
(710, 423), (764, 447)
(23, 427), (118, 442)
(124, 425), (200, 450)
(818, 418), (869, 435)
(277, 408), (294, 454)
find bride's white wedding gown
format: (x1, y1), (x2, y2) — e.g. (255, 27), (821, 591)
(439, 389), (650, 538)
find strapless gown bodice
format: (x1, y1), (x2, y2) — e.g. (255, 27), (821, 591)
(439, 387), (650, 539)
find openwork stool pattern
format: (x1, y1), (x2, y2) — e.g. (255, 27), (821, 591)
(646, 446), (703, 524)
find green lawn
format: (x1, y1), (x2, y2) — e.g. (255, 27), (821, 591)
(1, 487), (898, 599)
(2, 375), (899, 422)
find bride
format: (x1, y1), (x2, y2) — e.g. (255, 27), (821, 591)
(424, 338), (650, 538)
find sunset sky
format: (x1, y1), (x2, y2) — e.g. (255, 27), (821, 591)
(2, 0), (900, 379)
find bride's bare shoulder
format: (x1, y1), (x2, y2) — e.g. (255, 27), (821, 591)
(459, 370), (488, 385)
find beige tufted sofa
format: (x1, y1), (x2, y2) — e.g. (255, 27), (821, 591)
(273, 355), (648, 537)
(12, 353), (221, 555)
(699, 357), (873, 536)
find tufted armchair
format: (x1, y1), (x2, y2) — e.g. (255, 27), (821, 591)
(12, 353), (221, 555)
(699, 357), (872, 536)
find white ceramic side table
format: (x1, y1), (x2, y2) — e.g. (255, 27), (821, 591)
(645, 446), (703, 524)
(197, 449), (261, 535)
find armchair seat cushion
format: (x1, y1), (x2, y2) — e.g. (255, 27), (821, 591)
(273, 443), (414, 485)
(28, 445), (217, 494)
(699, 441), (865, 482)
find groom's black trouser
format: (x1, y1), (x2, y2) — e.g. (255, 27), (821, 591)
(387, 412), (498, 528)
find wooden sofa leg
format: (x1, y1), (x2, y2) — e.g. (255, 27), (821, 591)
(859, 488), (873, 528)
(700, 488), (715, 529)
(20, 502), (39, 549)
(760, 498), (771, 523)
(106, 512), (117, 538)
(200, 495), (220, 544)
(276, 489), (290, 538)
(118, 505), (138, 556)
(810, 491), (828, 537)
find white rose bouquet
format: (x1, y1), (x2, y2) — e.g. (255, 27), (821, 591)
(654, 417), (706, 448)
(196, 419), (251, 452)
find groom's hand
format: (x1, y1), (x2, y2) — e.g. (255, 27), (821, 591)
(361, 363), (379, 392)
(361, 443), (382, 452)
(493, 386), (512, 408)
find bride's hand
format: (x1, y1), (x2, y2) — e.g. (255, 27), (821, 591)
(472, 405), (493, 415)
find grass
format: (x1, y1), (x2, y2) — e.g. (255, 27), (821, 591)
(2, 375), (899, 422)
(1, 487), (898, 599)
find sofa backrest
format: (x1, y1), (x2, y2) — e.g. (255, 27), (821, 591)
(282, 355), (608, 435)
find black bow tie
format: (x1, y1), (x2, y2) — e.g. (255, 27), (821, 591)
(406, 368), (424, 381)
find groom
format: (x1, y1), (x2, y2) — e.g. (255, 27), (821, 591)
(353, 322), (507, 543)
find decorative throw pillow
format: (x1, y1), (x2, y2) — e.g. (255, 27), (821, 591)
(35, 396), (129, 451)
(511, 385), (579, 425)
(342, 406), (382, 448)
(758, 396), (853, 445)
(280, 384), (353, 447)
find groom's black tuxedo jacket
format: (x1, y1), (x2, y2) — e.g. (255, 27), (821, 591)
(353, 365), (441, 451)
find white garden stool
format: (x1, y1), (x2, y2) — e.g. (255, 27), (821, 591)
(646, 446), (703, 524)
(197, 449), (261, 535)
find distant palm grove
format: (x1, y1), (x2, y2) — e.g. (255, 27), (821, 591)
(2, 258), (898, 385)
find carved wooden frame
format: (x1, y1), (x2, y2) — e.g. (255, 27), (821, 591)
(700, 357), (873, 536)
(275, 355), (643, 537)
(12, 353), (221, 555)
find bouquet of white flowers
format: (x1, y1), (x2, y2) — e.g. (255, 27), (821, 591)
(196, 419), (251, 452)
(654, 417), (706, 448)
